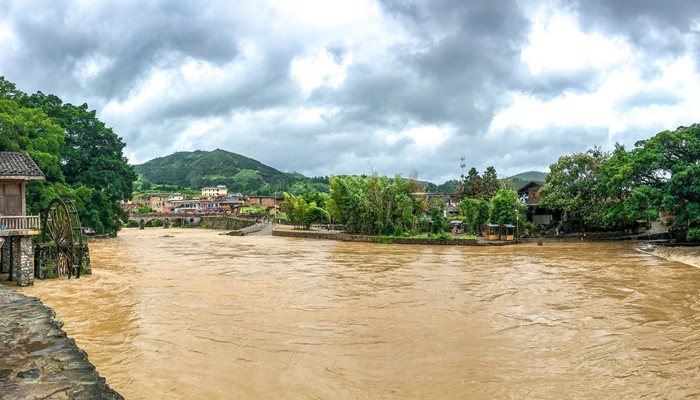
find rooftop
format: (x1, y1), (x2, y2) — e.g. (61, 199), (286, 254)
(0, 152), (45, 179)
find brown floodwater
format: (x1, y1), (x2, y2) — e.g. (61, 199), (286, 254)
(13, 228), (700, 399)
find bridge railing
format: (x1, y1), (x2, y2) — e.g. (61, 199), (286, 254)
(0, 215), (41, 231)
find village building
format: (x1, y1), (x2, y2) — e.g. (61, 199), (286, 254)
(245, 195), (283, 215)
(0, 152), (45, 286)
(169, 198), (202, 213)
(168, 193), (184, 201)
(201, 185), (228, 197)
(220, 194), (247, 214)
(517, 180), (557, 228)
(133, 192), (171, 213)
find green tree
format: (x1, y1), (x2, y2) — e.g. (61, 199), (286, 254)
(22, 92), (136, 203)
(428, 198), (447, 233)
(0, 79), (137, 235)
(482, 166), (501, 200)
(538, 148), (609, 230)
(608, 124), (700, 241)
(283, 193), (328, 229)
(459, 197), (489, 234)
(464, 168), (482, 198)
(137, 205), (157, 214)
(489, 188), (514, 224)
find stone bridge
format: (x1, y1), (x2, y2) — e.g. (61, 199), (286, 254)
(128, 213), (202, 229)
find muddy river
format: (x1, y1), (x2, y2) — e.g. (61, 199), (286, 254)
(14, 228), (700, 399)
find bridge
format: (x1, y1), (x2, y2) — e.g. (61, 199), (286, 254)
(128, 213), (202, 229)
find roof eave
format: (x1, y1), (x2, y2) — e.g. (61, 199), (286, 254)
(0, 175), (45, 181)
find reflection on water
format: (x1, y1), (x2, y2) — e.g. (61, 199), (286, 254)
(15, 229), (700, 399)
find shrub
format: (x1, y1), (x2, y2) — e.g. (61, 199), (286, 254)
(687, 227), (700, 243)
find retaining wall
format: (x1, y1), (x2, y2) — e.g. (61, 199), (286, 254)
(272, 229), (512, 246)
(199, 216), (256, 230)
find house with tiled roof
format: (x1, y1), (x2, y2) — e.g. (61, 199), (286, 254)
(0, 152), (45, 286)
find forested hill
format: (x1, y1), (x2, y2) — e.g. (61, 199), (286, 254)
(134, 149), (298, 193)
(507, 170), (548, 189)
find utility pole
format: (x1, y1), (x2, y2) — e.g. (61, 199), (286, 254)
(459, 156), (466, 202)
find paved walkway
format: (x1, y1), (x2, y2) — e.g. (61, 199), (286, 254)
(0, 284), (123, 400)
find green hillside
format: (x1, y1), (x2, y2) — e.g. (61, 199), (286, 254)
(506, 170), (548, 190)
(134, 149), (297, 193)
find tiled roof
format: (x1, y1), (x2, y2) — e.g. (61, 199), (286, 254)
(0, 152), (45, 179)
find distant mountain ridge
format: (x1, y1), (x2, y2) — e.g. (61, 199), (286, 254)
(134, 149), (549, 194)
(506, 170), (548, 190)
(133, 149), (296, 192)
(508, 170), (547, 182)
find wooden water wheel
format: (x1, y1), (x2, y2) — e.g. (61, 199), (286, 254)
(43, 198), (83, 278)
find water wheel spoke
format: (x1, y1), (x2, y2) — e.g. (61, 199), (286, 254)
(43, 198), (83, 279)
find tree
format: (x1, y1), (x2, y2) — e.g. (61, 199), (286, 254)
(459, 197), (489, 234)
(538, 148), (608, 230)
(608, 124), (700, 241)
(428, 198), (447, 233)
(22, 93), (136, 202)
(464, 168), (483, 198)
(0, 78), (136, 234)
(283, 193), (328, 229)
(137, 205), (157, 214)
(482, 166), (501, 200)
(329, 174), (425, 235)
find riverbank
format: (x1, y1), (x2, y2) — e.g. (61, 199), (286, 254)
(652, 245), (700, 268)
(272, 226), (514, 245)
(0, 284), (123, 400)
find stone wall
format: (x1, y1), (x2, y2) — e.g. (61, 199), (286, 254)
(34, 243), (92, 280)
(0, 285), (123, 399)
(14, 237), (35, 286)
(272, 229), (510, 246)
(200, 216), (256, 230)
(1, 239), (9, 273)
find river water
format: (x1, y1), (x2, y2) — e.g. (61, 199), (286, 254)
(14, 228), (700, 399)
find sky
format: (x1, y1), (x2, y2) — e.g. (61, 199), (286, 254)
(2, 0), (700, 183)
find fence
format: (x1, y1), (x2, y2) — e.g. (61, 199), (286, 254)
(0, 215), (41, 231)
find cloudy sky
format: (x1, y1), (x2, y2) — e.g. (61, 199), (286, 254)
(2, 0), (700, 183)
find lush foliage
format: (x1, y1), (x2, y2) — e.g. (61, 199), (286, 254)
(538, 148), (608, 230)
(538, 124), (700, 241)
(604, 125), (700, 241)
(137, 206), (156, 214)
(427, 198), (447, 234)
(459, 197), (490, 234)
(133, 148), (331, 195)
(488, 188), (528, 230)
(328, 175), (425, 235)
(462, 166), (501, 200)
(1, 77), (136, 234)
(283, 193), (329, 229)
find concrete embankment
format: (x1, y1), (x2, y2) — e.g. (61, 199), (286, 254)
(272, 228), (514, 246)
(199, 215), (256, 230)
(221, 222), (274, 236)
(652, 245), (700, 268)
(0, 284), (123, 400)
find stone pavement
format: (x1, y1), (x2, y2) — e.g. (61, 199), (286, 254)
(0, 284), (123, 400)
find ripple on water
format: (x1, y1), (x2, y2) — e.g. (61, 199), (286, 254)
(13, 230), (700, 400)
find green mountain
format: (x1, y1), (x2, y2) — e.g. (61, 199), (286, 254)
(508, 171), (547, 182)
(133, 149), (297, 193)
(506, 170), (548, 190)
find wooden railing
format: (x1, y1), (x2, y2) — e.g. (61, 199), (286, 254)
(0, 215), (41, 231)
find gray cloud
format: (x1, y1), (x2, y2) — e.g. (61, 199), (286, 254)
(1, 0), (700, 183)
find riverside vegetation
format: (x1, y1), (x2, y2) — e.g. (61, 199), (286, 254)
(2, 75), (699, 242)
